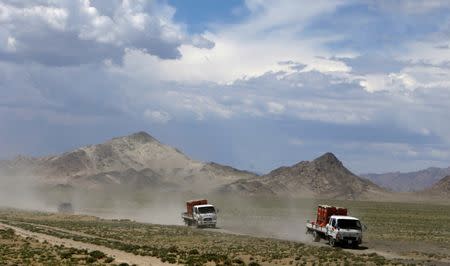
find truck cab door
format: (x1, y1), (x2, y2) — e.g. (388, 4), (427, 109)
(193, 207), (199, 219)
(326, 218), (335, 235)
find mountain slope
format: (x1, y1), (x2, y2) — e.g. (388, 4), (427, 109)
(220, 153), (387, 200)
(419, 175), (450, 198)
(1, 132), (257, 191)
(363, 167), (450, 192)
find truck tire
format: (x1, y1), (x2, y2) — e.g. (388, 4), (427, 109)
(313, 231), (320, 242)
(329, 237), (337, 247)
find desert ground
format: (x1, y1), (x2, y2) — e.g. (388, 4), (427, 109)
(0, 194), (449, 266)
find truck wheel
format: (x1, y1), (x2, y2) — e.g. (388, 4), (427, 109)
(313, 231), (320, 242)
(329, 237), (336, 247)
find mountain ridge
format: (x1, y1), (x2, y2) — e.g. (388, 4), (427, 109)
(0, 131), (258, 192)
(362, 166), (450, 192)
(419, 175), (450, 198)
(219, 152), (387, 200)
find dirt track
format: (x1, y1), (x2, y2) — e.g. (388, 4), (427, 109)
(207, 226), (450, 265)
(0, 222), (170, 266)
(2, 221), (449, 266)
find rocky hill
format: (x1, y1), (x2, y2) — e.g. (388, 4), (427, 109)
(1, 132), (391, 200)
(363, 167), (450, 192)
(0, 132), (257, 192)
(419, 175), (450, 198)
(219, 153), (388, 200)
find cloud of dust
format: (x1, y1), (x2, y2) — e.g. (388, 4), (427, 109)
(0, 169), (318, 244)
(209, 195), (317, 242)
(0, 170), (50, 211)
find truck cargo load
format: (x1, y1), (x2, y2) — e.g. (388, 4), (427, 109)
(186, 199), (208, 216)
(316, 205), (347, 226)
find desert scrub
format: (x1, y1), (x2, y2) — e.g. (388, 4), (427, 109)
(0, 228), (115, 265)
(0, 209), (411, 265)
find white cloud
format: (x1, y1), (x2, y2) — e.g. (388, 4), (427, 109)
(0, 3), (69, 30)
(6, 36), (16, 52)
(372, 1), (450, 14)
(0, 0), (213, 65)
(267, 102), (285, 114)
(289, 138), (304, 146)
(360, 73), (417, 93)
(144, 110), (171, 124)
(112, 0), (349, 84)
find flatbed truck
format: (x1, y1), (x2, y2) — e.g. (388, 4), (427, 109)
(181, 199), (217, 228)
(306, 205), (364, 248)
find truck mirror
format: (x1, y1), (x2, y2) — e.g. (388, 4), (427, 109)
(363, 224), (368, 231)
(216, 208), (220, 213)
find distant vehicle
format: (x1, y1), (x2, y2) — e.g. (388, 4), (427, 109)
(57, 202), (74, 214)
(306, 205), (364, 248)
(181, 199), (217, 228)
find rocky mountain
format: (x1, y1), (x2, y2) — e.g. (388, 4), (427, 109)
(420, 175), (450, 198)
(0, 132), (391, 200)
(219, 153), (387, 200)
(362, 167), (450, 192)
(0, 132), (257, 192)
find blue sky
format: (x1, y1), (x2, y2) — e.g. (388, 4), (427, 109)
(1, 0), (450, 174)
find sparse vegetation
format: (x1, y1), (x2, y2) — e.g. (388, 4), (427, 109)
(0, 198), (448, 265)
(0, 227), (115, 265)
(0, 208), (415, 265)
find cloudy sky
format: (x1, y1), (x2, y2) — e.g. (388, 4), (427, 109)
(1, 0), (450, 174)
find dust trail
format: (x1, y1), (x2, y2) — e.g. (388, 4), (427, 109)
(208, 195), (316, 242)
(0, 172), (318, 244)
(0, 171), (50, 211)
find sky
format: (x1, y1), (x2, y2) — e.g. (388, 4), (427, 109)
(1, 0), (450, 174)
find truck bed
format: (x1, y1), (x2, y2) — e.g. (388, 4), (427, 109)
(181, 212), (193, 220)
(306, 222), (327, 234)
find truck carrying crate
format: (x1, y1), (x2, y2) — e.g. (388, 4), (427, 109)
(316, 205), (347, 226)
(306, 205), (364, 248)
(186, 199), (208, 216)
(182, 199), (218, 228)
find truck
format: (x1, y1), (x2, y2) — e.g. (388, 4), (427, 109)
(306, 205), (364, 248)
(181, 199), (218, 228)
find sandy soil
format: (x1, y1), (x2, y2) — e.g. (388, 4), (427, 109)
(207, 226), (450, 265)
(2, 219), (449, 265)
(0, 222), (171, 266)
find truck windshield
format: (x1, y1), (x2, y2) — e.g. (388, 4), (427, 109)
(198, 207), (215, 214)
(337, 219), (361, 230)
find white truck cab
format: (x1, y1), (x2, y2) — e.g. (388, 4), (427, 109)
(192, 204), (217, 227)
(326, 215), (363, 247)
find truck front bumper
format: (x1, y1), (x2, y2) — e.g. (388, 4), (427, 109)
(198, 219), (216, 227)
(337, 237), (362, 245)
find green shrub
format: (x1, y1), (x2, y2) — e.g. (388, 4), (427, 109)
(89, 250), (106, 259)
(105, 256), (114, 263)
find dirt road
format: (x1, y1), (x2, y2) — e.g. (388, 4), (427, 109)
(0, 222), (171, 266)
(2, 220), (449, 265)
(207, 226), (450, 265)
